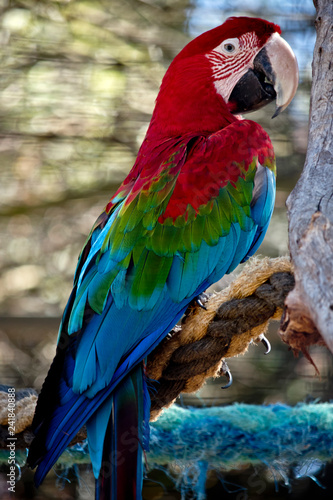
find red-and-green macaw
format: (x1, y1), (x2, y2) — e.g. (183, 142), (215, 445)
(27, 16), (298, 499)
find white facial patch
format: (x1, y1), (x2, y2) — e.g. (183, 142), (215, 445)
(206, 31), (259, 102)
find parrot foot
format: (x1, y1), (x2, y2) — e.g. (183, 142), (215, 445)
(166, 325), (181, 339)
(184, 292), (209, 320)
(195, 292), (209, 310)
(259, 333), (271, 355)
(219, 360), (233, 389)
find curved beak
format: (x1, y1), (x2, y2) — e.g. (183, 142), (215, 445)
(228, 32), (299, 118)
(265, 33), (299, 117)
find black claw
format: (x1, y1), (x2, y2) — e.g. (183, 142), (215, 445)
(195, 292), (208, 310)
(259, 333), (271, 355)
(220, 360), (233, 389)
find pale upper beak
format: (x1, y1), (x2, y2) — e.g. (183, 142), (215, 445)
(265, 32), (299, 117)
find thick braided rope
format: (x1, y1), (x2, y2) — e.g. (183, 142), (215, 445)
(0, 389), (37, 434)
(147, 256), (294, 419)
(0, 388), (37, 449)
(0, 256), (294, 446)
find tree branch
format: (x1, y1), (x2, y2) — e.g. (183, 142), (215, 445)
(281, 0), (333, 353)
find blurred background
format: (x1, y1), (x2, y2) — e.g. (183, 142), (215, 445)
(0, 0), (332, 498)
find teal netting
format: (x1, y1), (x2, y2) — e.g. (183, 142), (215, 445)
(1, 402), (332, 497)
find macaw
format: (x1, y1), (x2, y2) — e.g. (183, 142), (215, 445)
(27, 16), (298, 499)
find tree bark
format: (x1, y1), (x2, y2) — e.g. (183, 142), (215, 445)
(281, 0), (333, 354)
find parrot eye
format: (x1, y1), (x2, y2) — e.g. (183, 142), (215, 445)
(220, 38), (239, 55)
(224, 43), (235, 52)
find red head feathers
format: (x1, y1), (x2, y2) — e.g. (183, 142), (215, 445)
(147, 17), (295, 138)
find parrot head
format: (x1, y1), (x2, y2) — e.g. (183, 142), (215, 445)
(151, 16), (298, 137)
(206, 17), (299, 118)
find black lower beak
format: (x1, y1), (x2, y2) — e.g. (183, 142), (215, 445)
(228, 47), (276, 114)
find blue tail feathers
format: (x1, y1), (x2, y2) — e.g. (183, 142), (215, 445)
(95, 364), (149, 500)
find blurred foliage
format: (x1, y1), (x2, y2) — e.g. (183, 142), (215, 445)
(0, 0), (191, 316)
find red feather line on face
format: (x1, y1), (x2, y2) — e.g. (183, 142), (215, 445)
(208, 32), (259, 79)
(206, 31), (261, 103)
